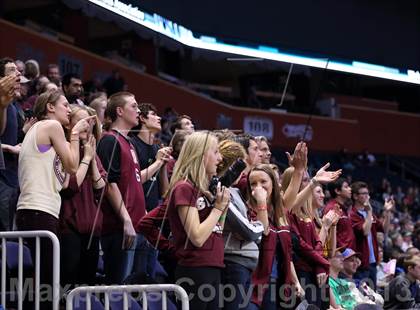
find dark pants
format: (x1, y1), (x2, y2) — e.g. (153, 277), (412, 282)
(354, 263), (377, 290)
(15, 209), (58, 310)
(0, 180), (18, 231)
(60, 231), (99, 288)
(297, 270), (330, 310)
(246, 278), (277, 310)
(222, 262), (252, 309)
(132, 233), (158, 279)
(175, 265), (222, 310)
(101, 232), (157, 284)
(101, 232), (135, 284)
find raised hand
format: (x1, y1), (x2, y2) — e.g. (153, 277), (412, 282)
(314, 163), (342, 184)
(0, 75), (17, 108)
(322, 210), (336, 229)
(215, 183), (230, 212)
(156, 146), (173, 163)
(286, 141), (308, 171)
(384, 197), (395, 212)
(22, 117), (37, 134)
(83, 135), (96, 161)
(72, 115), (96, 135)
(363, 195), (372, 212)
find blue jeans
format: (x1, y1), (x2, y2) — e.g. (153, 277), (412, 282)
(102, 233), (158, 284)
(101, 233), (135, 284)
(132, 233), (158, 279)
(222, 262), (252, 309)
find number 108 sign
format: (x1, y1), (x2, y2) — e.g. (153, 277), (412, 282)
(243, 116), (273, 140)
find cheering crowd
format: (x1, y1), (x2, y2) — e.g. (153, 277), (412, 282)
(0, 56), (419, 310)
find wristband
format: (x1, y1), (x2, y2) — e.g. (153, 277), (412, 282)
(214, 206), (224, 213)
(93, 176), (102, 183)
(81, 161), (90, 166)
(257, 205), (268, 211)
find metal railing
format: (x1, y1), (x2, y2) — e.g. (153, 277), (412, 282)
(0, 230), (60, 310)
(66, 284), (189, 310)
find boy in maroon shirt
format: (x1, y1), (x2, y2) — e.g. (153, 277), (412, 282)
(97, 92), (147, 284)
(350, 181), (393, 289)
(324, 178), (356, 250)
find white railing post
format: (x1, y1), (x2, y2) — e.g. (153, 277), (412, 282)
(0, 231), (60, 310)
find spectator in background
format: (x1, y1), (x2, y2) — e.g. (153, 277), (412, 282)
(62, 73), (84, 105)
(172, 114), (194, 134)
(232, 134), (262, 196)
(84, 76), (104, 98)
(103, 70), (125, 96)
(0, 57), (22, 230)
(47, 64), (61, 86)
(162, 107), (178, 124)
(329, 250), (382, 310)
(255, 135), (271, 164)
(325, 178), (356, 250)
(376, 247), (395, 290)
(129, 103), (172, 278)
(401, 231), (414, 252)
(390, 233), (405, 258)
(357, 149), (376, 167)
(384, 255), (420, 309)
(395, 186), (405, 206)
(88, 93), (107, 124)
(30, 75), (50, 97)
(339, 248), (384, 307)
(350, 181), (394, 289)
(24, 59), (40, 80)
(166, 129), (191, 179)
(158, 118), (172, 145)
(14, 60), (25, 76)
(0, 75), (17, 174)
(22, 75), (50, 111)
(40, 82), (58, 93)
(406, 247), (420, 257)
(131, 103), (171, 212)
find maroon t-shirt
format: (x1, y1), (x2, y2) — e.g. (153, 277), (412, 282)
(138, 201), (174, 253)
(289, 213), (329, 275)
(323, 199), (356, 250)
(167, 180), (224, 268)
(59, 154), (106, 235)
(99, 131), (146, 234)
